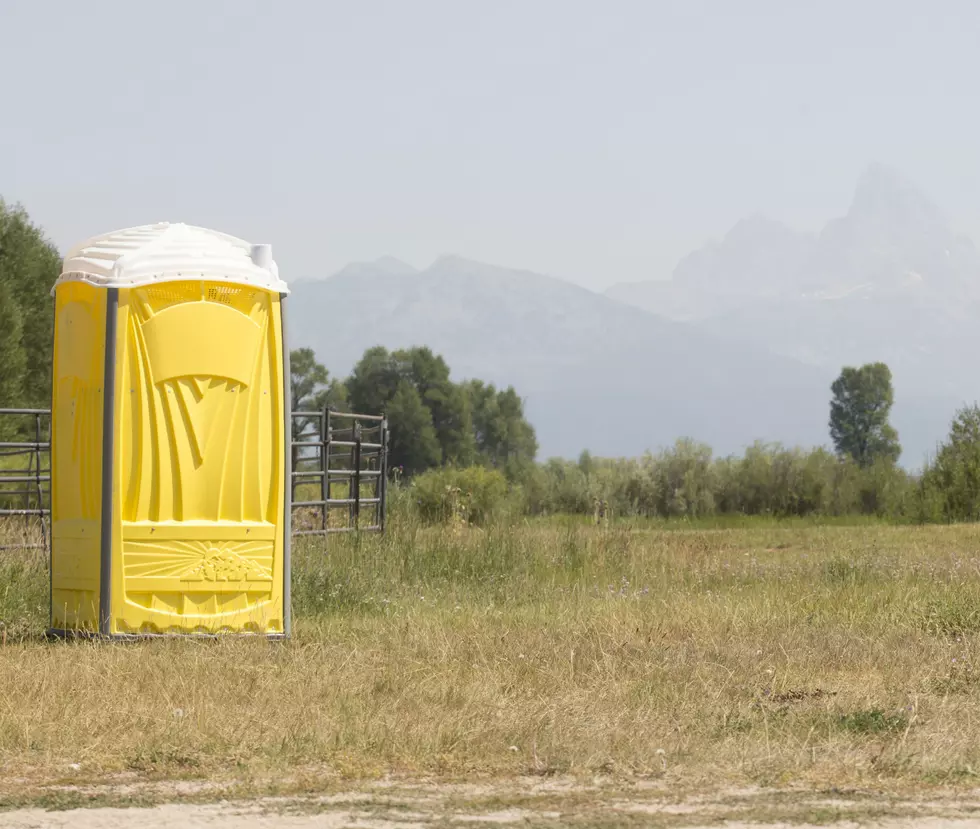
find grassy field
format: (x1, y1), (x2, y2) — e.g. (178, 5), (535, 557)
(3, 515), (980, 813)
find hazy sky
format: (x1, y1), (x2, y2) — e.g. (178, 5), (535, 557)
(3, 1), (980, 289)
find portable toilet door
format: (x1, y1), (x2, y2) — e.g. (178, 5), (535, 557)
(49, 223), (291, 638)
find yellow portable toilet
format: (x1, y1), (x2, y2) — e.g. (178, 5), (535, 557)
(49, 223), (291, 638)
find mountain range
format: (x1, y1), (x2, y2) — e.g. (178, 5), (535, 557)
(288, 165), (977, 465)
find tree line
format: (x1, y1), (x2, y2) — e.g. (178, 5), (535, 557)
(407, 403), (980, 527)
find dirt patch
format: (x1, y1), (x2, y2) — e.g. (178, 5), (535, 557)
(5, 780), (980, 827)
(4, 802), (980, 828)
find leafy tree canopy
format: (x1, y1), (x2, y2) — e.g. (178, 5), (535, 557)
(920, 404), (980, 522)
(829, 362), (901, 468)
(464, 379), (538, 479)
(345, 346), (536, 478)
(0, 201), (61, 407)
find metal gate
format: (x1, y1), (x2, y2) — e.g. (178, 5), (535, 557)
(0, 409), (51, 552)
(291, 409), (389, 536)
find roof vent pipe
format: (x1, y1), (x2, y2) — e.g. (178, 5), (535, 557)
(250, 243), (273, 269)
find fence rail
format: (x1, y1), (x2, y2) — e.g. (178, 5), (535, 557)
(1, 406), (389, 553)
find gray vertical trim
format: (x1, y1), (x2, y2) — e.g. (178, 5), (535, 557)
(280, 293), (292, 638)
(48, 292), (57, 630)
(98, 288), (119, 636)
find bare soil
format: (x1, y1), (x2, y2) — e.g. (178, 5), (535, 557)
(6, 778), (980, 828)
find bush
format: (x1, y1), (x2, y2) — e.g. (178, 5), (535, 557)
(522, 440), (915, 521)
(410, 465), (518, 526)
(917, 405), (980, 523)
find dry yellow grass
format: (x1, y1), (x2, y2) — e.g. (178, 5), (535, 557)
(3, 519), (980, 807)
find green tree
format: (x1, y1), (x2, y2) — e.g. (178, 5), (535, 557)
(0, 201), (61, 405)
(919, 404), (980, 522)
(289, 347), (346, 440)
(385, 383), (441, 476)
(345, 346), (402, 416)
(0, 282), (26, 438)
(340, 345), (538, 478)
(347, 345), (481, 473)
(466, 380), (538, 478)
(397, 347), (476, 466)
(829, 362), (901, 467)
(346, 346), (439, 474)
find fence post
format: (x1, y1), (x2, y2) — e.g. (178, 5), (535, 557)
(289, 413), (296, 510)
(379, 416), (389, 533)
(22, 424), (31, 515)
(352, 422), (362, 528)
(321, 407), (331, 534)
(34, 412), (47, 552)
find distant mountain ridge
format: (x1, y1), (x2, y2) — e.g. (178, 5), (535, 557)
(287, 165), (975, 465)
(609, 164), (980, 311)
(325, 256), (419, 280)
(288, 254), (832, 461)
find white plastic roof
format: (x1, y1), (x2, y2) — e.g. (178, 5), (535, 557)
(55, 222), (288, 294)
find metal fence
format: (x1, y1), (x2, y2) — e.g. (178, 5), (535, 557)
(291, 409), (389, 536)
(0, 409), (51, 551)
(0, 406), (388, 552)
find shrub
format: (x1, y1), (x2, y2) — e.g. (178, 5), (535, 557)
(522, 441), (916, 521)
(918, 405), (980, 522)
(410, 465), (517, 526)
